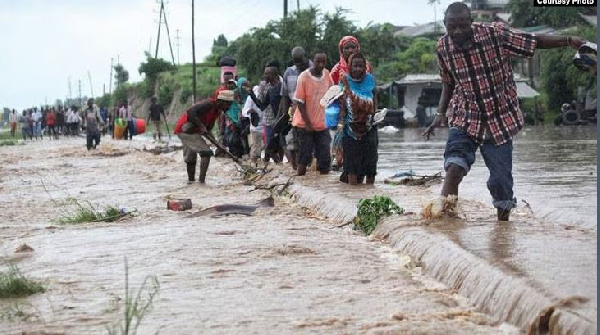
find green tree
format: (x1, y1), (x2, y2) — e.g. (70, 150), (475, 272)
(138, 53), (176, 82)
(211, 7), (360, 81)
(204, 34), (230, 64)
(95, 93), (112, 108)
(507, 0), (594, 28)
(138, 53), (176, 97)
(318, 7), (357, 65)
(114, 64), (129, 87)
(540, 26), (597, 111)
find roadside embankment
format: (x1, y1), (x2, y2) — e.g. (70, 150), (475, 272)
(285, 169), (597, 335)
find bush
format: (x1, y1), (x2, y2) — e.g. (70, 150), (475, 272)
(0, 263), (45, 298)
(354, 195), (404, 235)
(158, 84), (174, 107)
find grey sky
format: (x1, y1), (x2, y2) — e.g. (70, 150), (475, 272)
(0, 0), (457, 110)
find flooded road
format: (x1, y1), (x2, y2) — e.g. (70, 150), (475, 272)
(0, 137), (513, 334)
(377, 125), (597, 228)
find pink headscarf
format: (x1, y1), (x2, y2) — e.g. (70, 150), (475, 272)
(330, 36), (372, 85)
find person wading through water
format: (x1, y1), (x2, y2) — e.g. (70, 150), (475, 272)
(330, 36), (373, 176)
(279, 46), (313, 170)
(174, 90), (234, 183)
(84, 98), (105, 150)
(338, 52), (378, 185)
(292, 52), (333, 176)
(423, 2), (586, 221)
(245, 60), (284, 163)
(147, 96), (167, 141)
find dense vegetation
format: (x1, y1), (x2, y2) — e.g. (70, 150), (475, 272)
(90, 2), (595, 123)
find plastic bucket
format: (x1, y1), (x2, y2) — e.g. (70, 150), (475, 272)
(135, 118), (146, 135)
(114, 118), (126, 139)
(324, 101), (341, 127)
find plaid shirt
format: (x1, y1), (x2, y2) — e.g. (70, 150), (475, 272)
(437, 22), (537, 145)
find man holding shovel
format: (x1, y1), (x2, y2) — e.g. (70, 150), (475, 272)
(174, 90), (234, 183)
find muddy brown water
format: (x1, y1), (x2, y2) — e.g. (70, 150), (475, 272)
(377, 125), (597, 228)
(0, 124), (596, 334)
(0, 137), (517, 334)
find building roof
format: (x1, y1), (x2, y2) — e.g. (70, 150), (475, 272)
(495, 12), (512, 23)
(579, 14), (598, 27)
(515, 81), (540, 98)
(379, 73), (539, 98)
(519, 26), (556, 34)
(394, 21), (446, 38)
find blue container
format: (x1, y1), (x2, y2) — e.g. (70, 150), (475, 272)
(324, 101), (341, 127)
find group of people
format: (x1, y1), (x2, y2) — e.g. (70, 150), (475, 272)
(175, 2), (586, 222)
(175, 35), (379, 187)
(7, 105), (105, 141)
(6, 97), (156, 150)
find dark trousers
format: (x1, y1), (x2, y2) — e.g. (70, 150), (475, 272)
(86, 131), (101, 150)
(296, 127), (331, 172)
(123, 121), (134, 140)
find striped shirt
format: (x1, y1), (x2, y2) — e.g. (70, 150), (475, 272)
(437, 22), (537, 145)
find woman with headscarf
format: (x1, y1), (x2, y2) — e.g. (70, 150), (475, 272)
(330, 36), (372, 85)
(337, 52), (378, 185)
(330, 36), (373, 173)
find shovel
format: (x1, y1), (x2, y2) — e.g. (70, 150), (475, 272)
(202, 131), (256, 174)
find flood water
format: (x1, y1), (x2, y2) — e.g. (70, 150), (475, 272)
(377, 125), (598, 228)
(0, 125), (596, 334)
(0, 137), (516, 334)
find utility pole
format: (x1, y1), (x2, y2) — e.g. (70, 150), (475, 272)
(109, 58), (114, 95)
(176, 29), (181, 65)
(161, 0), (176, 65)
(192, 0), (197, 102)
(68, 76), (72, 101)
(283, 0), (288, 18)
(78, 79), (82, 107)
(297, 0), (300, 11)
(155, 0), (163, 58)
(87, 70), (94, 97)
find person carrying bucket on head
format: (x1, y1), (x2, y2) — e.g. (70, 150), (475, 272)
(173, 90), (234, 183)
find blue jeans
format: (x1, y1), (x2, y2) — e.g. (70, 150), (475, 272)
(444, 127), (516, 210)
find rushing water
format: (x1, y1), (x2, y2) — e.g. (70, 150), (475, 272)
(377, 125), (598, 228)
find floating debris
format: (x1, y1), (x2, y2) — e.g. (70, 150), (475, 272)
(186, 197), (274, 218)
(384, 172), (443, 186)
(14, 243), (34, 253)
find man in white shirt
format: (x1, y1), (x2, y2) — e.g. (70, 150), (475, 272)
(119, 101), (134, 140)
(242, 84), (266, 164)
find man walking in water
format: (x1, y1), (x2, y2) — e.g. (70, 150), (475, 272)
(279, 46), (313, 170)
(423, 2), (586, 221)
(84, 98), (105, 150)
(147, 97), (167, 141)
(293, 52), (333, 176)
(173, 90), (234, 183)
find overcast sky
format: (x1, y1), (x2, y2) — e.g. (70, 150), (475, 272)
(0, 0), (457, 110)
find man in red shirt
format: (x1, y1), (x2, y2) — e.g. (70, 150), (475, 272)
(174, 90), (234, 183)
(423, 2), (585, 221)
